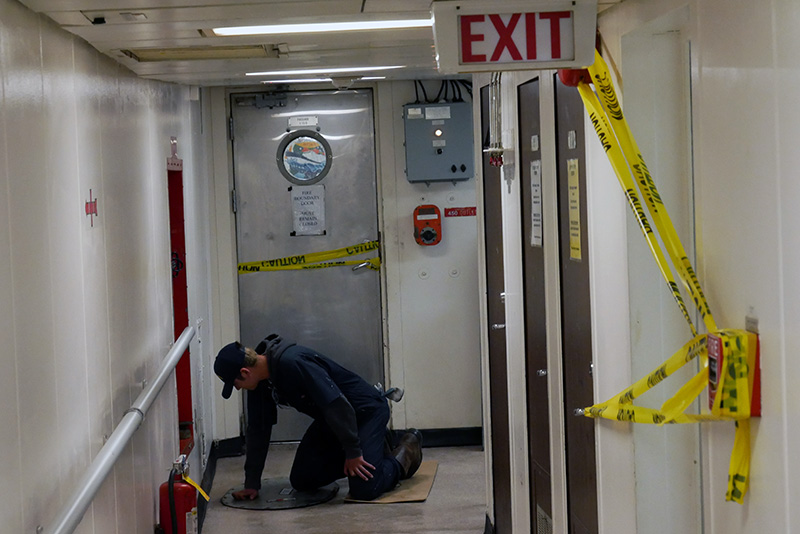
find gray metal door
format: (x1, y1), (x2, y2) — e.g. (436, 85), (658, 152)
(231, 89), (383, 441)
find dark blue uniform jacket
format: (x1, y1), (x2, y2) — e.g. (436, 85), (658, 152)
(243, 334), (385, 490)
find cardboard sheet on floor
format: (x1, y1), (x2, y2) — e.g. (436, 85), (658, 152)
(221, 477), (339, 510)
(345, 460), (438, 503)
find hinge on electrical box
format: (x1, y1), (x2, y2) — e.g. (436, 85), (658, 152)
(231, 188), (237, 213)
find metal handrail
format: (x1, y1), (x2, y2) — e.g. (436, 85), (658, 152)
(40, 326), (196, 534)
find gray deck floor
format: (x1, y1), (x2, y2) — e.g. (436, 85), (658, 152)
(201, 443), (487, 534)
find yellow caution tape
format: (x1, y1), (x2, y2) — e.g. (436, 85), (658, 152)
(583, 330), (756, 503)
(577, 82), (698, 336)
(583, 50), (717, 334)
(238, 240), (381, 273)
(588, 331), (755, 423)
(586, 333), (709, 424)
(576, 49), (754, 503)
(727, 419), (751, 503)
(182, 474), (210, 502)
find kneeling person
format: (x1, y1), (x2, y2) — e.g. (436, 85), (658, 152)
(214, 334), (422, 501)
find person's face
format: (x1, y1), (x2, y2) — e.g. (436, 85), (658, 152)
(234, 367), (259, 391)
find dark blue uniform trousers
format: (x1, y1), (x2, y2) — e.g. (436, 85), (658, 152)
(289, 400), (402, 500)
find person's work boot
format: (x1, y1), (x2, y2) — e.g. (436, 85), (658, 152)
(392, 428), (423, 479)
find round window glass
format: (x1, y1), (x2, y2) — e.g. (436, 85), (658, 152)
(276, 130), (333, 185)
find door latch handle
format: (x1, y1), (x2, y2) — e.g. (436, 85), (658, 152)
(536, 369), (547, 377)
(352, 261), (371, 272)
(491, 323), (505, 330)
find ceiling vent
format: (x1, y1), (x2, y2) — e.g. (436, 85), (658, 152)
(120, 45), (279, 62)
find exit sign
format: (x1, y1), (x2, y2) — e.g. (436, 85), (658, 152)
(432, 0), (597, 73)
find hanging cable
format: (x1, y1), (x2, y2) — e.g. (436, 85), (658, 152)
(434, 80), (445, 102)
(452, 80), (463, 102)
(459, 79), (473, 99)
(417, 80), (430, 103)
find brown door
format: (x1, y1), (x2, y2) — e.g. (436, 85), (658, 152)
(554, 74), (598, 534)
(517, 77), (553, 533)
(481, 84), (512, 534)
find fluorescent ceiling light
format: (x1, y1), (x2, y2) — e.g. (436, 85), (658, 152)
(213, 19), (432, 37)
(246, 65), (403, 76)
(272, 108), (369, 117)
(262, 78), (332, 84)
(261, 76), (386, 85)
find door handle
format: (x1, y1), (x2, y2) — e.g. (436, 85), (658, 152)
(491, 323), (505, 330)
(352, 261), (371, 272)
(536, 369), (547, 377)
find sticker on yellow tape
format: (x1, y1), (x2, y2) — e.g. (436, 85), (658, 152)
(238, 241), (380, 273)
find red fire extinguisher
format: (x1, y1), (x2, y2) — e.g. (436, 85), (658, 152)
(159, 455), (197, 534)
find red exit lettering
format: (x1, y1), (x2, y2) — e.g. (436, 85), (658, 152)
(460, 15), (486, 62)
(460, 11), (572, 64)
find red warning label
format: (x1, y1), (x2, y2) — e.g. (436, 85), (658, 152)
(444, 207), (477, 217)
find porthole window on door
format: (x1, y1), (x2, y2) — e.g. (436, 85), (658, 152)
(276, 130), (333, 185)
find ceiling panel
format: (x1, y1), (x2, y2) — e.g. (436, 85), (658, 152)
(65, 2), (374, 27)
(19, 0), (624, 86)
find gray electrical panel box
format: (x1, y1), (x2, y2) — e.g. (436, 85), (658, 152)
(403, 101), (474, 183)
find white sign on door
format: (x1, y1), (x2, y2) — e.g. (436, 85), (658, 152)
(530, 160), (543, 247)
(291, 185), (326, 236)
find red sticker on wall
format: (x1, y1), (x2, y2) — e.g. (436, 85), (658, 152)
(444, 207), (477, 217)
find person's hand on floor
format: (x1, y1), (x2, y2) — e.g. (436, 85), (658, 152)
(232, 488), (259, 500)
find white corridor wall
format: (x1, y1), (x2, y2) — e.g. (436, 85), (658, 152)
(596, 1), (800, 533)
(0, 1), (211, 532)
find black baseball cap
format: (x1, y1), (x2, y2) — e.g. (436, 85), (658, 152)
(214, 342), (246, 399)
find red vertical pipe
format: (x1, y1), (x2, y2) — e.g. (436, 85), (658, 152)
(167, 142), (193, 453)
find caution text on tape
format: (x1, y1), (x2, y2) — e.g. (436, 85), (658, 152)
(238, 240), (380, 274)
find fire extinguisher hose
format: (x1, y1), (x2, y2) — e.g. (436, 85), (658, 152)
(168, 468), (178, 534)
